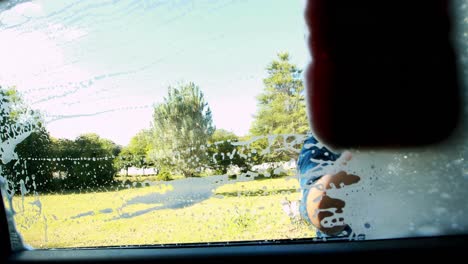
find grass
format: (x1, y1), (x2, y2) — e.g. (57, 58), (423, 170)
(115, 174), (186, 183)
(12, 177), (315, 249)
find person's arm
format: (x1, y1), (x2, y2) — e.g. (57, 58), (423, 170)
(306, 171), (360, 235)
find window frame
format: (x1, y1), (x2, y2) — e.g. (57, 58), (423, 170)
(4, 235), (468, 263)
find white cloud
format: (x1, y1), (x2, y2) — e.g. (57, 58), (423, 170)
(0, 2), (43, 26)
(13, 2), (42, 17)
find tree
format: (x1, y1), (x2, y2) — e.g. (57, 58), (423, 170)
(0, 86), (54, 193)
(1, 87), (40, 163)
(128, 129), (153, 172)
(149, 83), (215, 177)
(12, 127), (54, 192)
(114, 130), (153, 176)
(250, 52), (309, 136)
(207, 129), (248, 174)
(50, 133), (120, 190)
(249, 53), (309, 163)
(114, 147), (134, 177)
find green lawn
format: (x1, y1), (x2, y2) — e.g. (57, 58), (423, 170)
(12, 177), (315, 248)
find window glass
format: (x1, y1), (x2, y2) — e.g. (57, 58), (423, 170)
(0, 0), (467, 249)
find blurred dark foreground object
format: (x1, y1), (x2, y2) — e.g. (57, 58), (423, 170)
(305, 0), (461, 149)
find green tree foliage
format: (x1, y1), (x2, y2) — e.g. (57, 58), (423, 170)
(129, 129), (152, 154)
(0, 87), (41, 156)
(250, 52), (309, 136)
(50, 133), (120, 191)
(114, 129), (153, 175)
(249, 53), (309, 163)
(208, 129), (248, 174)
(114, 147), (134, 176)
(0, 86), (53, 193)
(149, 83), (215, 177)
(12, 127), (54, 192)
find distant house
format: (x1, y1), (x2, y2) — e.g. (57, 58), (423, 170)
(251, 160), (297, 171)
(118, 167), (158, 176)
(52, 171), (68, 179)
(251, 160), (297, 176)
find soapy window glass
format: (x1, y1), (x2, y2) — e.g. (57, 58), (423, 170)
(0, 0), (467, 249)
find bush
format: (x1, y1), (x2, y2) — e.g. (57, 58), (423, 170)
(156, 169), (173, 181)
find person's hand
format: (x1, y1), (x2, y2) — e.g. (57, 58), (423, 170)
(306, 170), (360, 236)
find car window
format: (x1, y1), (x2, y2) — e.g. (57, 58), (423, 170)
(0, 0), (467, 250)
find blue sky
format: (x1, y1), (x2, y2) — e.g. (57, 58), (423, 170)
(0, 0), (309, 145)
